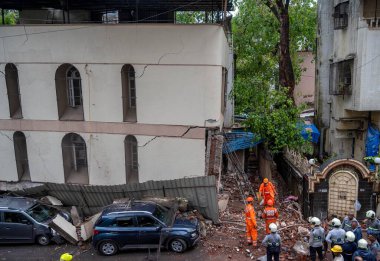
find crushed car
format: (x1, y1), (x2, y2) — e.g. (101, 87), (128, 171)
(0, 196), (71, 245)
(92, 200), (200, 256)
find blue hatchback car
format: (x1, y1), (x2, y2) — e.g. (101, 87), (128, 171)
(92, 201), (200, 256)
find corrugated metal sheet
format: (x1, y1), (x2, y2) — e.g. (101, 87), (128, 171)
(11, 176), (219, 222)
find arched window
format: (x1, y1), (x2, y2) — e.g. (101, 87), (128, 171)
(55, 64), (84, 121)
(121, 64), (137, 122)
(13, 131), (30, 181)
(62, 133), (88, 184)
(125, 135), (138, 183)
(5, 63), (22, 119)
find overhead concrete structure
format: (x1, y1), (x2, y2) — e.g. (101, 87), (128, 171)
(0, 2), (234, 185)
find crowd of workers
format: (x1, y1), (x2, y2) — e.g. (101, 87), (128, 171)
(244, 177), (380, 261)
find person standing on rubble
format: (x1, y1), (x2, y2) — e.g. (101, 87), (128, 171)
(244, 196), (258, 246)
(341, 231), (357, 261)
(352, 239), (376, 261)
(259, 178), (277, 206)
(326, 218), (346, 248)
(351, 220), (362, 244)
(262, 223), (281, 261)
(365, 210), (380, 242)
(309, 217), (325, 261)
(262, 199), (279, 234)
(341, 213), (358, 232)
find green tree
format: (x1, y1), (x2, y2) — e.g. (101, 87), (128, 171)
(233, 0), (316, 153)
(0, 9), (19, 25)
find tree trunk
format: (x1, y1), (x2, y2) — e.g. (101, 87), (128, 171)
(279, 9), (295, 99)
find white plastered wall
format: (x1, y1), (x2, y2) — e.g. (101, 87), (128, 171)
(0, 130), (18, 181)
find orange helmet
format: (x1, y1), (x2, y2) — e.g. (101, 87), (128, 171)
(267, 199), (274, 206)
(263, 178), (269, 184)
(246, 196), (254, 202)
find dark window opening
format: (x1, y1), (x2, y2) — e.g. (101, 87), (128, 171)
(333, 2), (349, 29)
(329, 59), (353, 95)
(121, 64), (137, 122)
(5, 63), (22, 119)
(221, 67), (228, 113)
(13, 131), (30, 181)
(125, 135), (138, 184)
(62, 133), (88, 184)
(55, 64), (84, 121)
(363, 0), (380, 28)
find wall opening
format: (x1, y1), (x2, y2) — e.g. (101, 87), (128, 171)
(221, 67), (228, 114)
(125, 135), (139, 183)
(62, 133), (88, 184)
(55, 64), (84, 121)
(333, 2), (349, 29)
(5, 63), (22, 119)
(121, 64), (137, 122)
(13, 131), (30, 181)
(329, 59), (353, 95)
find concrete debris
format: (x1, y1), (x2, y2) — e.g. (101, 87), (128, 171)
(218, 193), (229, 212)
(292, 241), (309, 256)
(70, 206), (82, 226)
(297, 226), (310, 237)
(49, 215), (79, 245)
(40, 195), (63, 206)
(80, 213), (101, 241)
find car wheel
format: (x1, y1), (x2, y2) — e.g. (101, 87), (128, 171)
(169, 238), (187, 253)
(36, 235), (50, 246)
(99, 240), (118, 256)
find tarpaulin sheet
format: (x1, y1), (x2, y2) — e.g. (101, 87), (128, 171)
(365, 124), (380, 171)
(223, 131), (262, 154)
(300, 123), (320, 143)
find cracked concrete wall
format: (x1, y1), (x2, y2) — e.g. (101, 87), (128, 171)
(0, 131), (205, 184)
(0, 25), (231, 127)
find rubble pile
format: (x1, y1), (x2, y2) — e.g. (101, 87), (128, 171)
(201, 171), (311, 260)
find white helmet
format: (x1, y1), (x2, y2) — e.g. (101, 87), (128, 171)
(331, 218), (341, 228)
(358, 239), (368, 249)
(366, 210), (376, 219)
(269, 223), (278, 233)
(345, 231), (355, 242)
(310, 217), (321, 226)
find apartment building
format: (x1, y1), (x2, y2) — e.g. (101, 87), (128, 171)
(312, 0), (380, 218)
(0, 0), (234, 186)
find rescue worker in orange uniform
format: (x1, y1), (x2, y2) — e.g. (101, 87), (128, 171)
(262, 199), (279, 234)
(245, 196), (258, 246)
(259, 178), (277, 206)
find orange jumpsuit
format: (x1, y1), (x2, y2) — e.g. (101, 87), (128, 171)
(262, 206), (279, 234)
(245, 203), (258, 245)
(259, 182), (276, 206)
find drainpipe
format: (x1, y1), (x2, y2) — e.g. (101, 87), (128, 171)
(319, 127), (327, 160)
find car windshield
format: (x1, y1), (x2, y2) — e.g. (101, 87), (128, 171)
(26, 204), (59, 223)
(152, 205), (172, 225)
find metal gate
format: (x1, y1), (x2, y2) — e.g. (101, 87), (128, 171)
(328, 169), (358, 217)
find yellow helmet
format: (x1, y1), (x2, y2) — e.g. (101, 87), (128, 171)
(60, 253), (73, 261)
(263, 178), (269, 184)
(331, 245), (342, 253)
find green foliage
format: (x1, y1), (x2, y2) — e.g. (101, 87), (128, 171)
(233, 0), (316, 153)
(175, 11), (206, 24)
(0, 9), (19, 25)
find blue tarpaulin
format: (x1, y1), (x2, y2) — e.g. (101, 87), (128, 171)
(300, 123), (320, 143)
(365, 124), (380, 171)
(223, 131), (262, 154)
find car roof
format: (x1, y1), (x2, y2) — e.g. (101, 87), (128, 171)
(102, 201), (158, 216)
(0, 196), (37, 211)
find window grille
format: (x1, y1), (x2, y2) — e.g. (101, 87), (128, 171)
(334, 2), (349, 29)
(329, 59), (353, 95)
(66, 67), (82, 107)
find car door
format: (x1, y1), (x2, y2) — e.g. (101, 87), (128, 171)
(137, 215), (163, 247)
(103, 215), (140, 249)
(1, 211), (34, 243)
